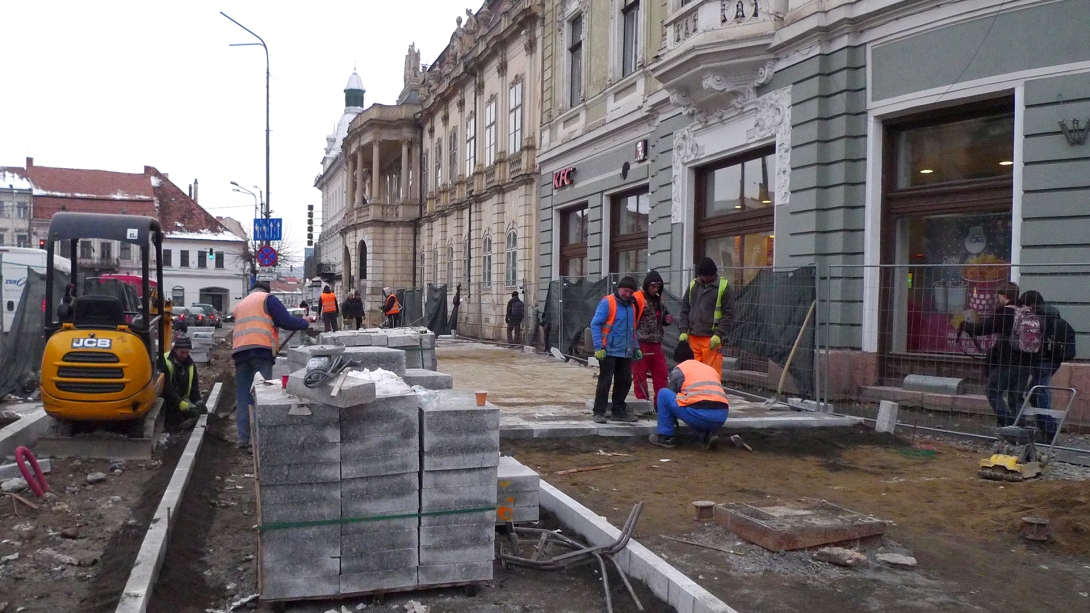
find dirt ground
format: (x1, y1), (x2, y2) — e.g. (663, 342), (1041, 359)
(502, 430), (1090, 613)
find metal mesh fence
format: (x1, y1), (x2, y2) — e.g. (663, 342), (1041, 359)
(817, 263), (1090, 454)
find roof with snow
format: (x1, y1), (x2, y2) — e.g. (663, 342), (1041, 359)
(345, 71), (365, 93)
(0, 168), (33, 191)
(149, 167), (244, 243)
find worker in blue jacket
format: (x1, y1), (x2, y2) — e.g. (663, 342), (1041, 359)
(590, 276), (642, 424)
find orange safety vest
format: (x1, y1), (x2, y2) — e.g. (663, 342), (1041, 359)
(676, 360), (729, 407)
(320, 292), (338, 314)
(232, 292), (279, 354)
(600, 294), (644, 340)
(385, 293), (401, 315)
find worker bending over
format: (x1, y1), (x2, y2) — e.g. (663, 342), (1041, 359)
(162, 335), (205, 429)
(649, 342), (729, 450)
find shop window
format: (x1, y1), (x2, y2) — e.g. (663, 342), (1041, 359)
(560, 205), (589, 278)
(609, 189), (648, 275)
(883, 99), (1015, 358)
(695, 148), (776, 286)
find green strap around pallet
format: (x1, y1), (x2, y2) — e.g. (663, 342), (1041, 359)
(258, 505), (497, 532)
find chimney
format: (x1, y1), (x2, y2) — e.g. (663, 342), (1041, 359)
(144, 165), (154, 176)
(25, 157), (33, 168)
(188, 184), (192, 198)
(193, 178), (199, 203)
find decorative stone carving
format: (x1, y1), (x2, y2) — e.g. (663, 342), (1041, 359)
(497, 56), (507, 77)
(671, 126), (704, 223)
(747, 86), (792, 205)
(701, 60), (774, 111)
(404, 44), (423, 88)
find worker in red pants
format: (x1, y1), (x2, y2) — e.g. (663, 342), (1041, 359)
(631, 270), (672, 405)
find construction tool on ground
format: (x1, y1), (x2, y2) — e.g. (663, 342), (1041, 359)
(498, 502), (644, 613)
(979, 385), (1076, 481)
(39, 213), (168, 437)
(762, 300), (816, 409)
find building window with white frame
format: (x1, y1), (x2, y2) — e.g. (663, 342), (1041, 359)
(465, 115), (476, 172)
(120, 242), (131, 260)
(569, 14), (583, 107)
(17, 234), (28, 248)
(449, 129), (458, 179)
(463, 239), (470, 284)
(435, 138), (443, 186)
(508, 81), (523, 154)
(485, 99), (497, 167)
(505, 229), (518, 287)
(418, 251), (426, 287)
(16, 203), (28, 219)
(422, 149), (429, 194)
(432, 248), (439, 284)
(482, 235), (493, 288)
(621, 0), (639, 78)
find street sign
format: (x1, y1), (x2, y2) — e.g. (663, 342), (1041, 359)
(253, 218), (283, 242)
(256, 272), (277, 281)
(256, 245), (278, 267)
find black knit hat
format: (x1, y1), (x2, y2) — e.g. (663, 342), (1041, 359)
(617, 276), (638, 291)
(674, 339), (694, 362)
(173, 335), (193, 350)
(696, 257), (718, 277)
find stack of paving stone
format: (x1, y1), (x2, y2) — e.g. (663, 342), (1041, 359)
(495, 456), (540, 525)
(318, 328), (439, 371)
(285, 344), (407, 376)
(418, 393), (499, 584)
(186, 327), (215, 363)
(253, 363), (500, 601)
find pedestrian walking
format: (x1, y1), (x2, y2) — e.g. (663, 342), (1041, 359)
(679, 257), (733, 373)
(232, 281), (313, 451)
(648, 341), (729, 450)
(319, 285), (340, 332)
(631, 270), (672, 404)
(959, 282), (1040, 428)
(506, 290), (525, 346)
(589, 276), (642, 423)
(345, 290), (364, 330)
(383, 287), (402, 328)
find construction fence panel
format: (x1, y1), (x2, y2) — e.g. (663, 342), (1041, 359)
(817, 263), (1090, 454)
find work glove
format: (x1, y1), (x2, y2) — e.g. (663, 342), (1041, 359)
(594, 349), (606, 361)
(679, 333), (688, 342)
(709, 335), (722, 350)
(179, 400), (191, 412)
(634, 349), (643, 361)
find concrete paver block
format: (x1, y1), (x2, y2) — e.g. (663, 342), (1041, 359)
(340, 346), (406, 374)
(260, 499), (341, 524)
(255, 422), (340, 445)
(340, 547), (419, 574)
(341, 474), (419, 516)
(257, 441), (340, 466)
(259, 481), (340, 506)
(259, 462), (341, 486)
(420, 484), (498, 511)
(340, 451), (419, 478)
(419, 523), (494, 548)
(418, 543), (494, 565)
(419, 509), (495, 528)
(876, 400), (898, 433)
(286, 370), (377, 409)
(417, 561), (491, 585)
(402, 369), (454, 390)
(422, 466), (496, 489)
(341, 516), (418, 536)
(263, 575), (340, 600)
(339, 568), (417, 595)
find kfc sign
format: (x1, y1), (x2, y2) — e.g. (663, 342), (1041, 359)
(552, 167), (576, 189)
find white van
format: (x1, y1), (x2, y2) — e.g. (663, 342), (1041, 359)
(0, 247), (72, 334)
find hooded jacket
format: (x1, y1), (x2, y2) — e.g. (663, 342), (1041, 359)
(679, 275), (734, 338)
(962, 302), (1042, 372)
(634, 271), (669, 344)
(590, 291), (639, 358)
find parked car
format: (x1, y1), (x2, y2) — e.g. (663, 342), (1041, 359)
(190, 304), (222, 328)
(172, 306), (194, 332)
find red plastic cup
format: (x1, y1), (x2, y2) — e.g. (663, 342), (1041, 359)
(281, 375), (289, 389)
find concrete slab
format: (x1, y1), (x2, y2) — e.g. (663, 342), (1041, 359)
(0, 458), (50, 480)
(339, 568), (418, 595)
(37, 398), (165, 460)
(417, 561), (492, 585)
(402, 369), (454, 390)
(712, 501), (888, 552)
(0, 408), (50, 459)
(285, 369), (377, 409)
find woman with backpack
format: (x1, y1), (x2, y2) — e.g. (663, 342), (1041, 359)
(958, 282), (1040, 428)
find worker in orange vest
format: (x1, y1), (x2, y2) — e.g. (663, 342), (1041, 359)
(383, 287), (402, 328)
(319, 285), (340, 332)
(589, 276), (642, 424)
(232, 280), (313, 451)
(649, 341), (729, 451)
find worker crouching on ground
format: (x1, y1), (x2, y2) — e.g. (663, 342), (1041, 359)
(162, 334), (206, 430)
(232, 280), (314, 452)
(679, 257), (733, 373)
(649, 341), (729, 450)
(590, 276), (642, 424)
(383, 287), (402, 328)
(631, 270), (672, 404)
(320, 285), (340, 332)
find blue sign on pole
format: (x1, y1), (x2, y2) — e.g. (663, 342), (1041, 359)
(253, 218), (284, 242)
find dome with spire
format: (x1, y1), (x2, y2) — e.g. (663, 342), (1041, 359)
(324, 69), (366, 159)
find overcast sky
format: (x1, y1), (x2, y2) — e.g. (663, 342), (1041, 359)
(0, 1), (467, 260)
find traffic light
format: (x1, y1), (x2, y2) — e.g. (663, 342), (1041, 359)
(38, 239), (46, 249)
(208, 250), (215, 261)
(307, 204), (314, 247)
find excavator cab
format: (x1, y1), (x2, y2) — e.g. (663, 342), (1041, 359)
(40, 213), (167, 422)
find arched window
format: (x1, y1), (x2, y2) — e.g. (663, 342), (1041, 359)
(505, 230), (518, 287)
(358, 240), (368, 280)
(447, 244), (454, 285)
(482, 235), (493, 288)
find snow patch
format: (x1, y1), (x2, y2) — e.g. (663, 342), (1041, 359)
(347, 368), (411, 397)
(164, 230), (246, 242)
(0, 170), (32, 191)
(150, 176), (161, 187)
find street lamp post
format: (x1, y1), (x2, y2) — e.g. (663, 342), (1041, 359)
(221, 11), (270, 220)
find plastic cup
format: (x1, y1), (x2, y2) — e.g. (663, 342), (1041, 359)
(475, 391), (487, 407)
(281, 375), (289, 389)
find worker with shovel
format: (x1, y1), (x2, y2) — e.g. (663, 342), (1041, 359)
(649, 341), (729, 450)
(232, 280), (315, 452)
